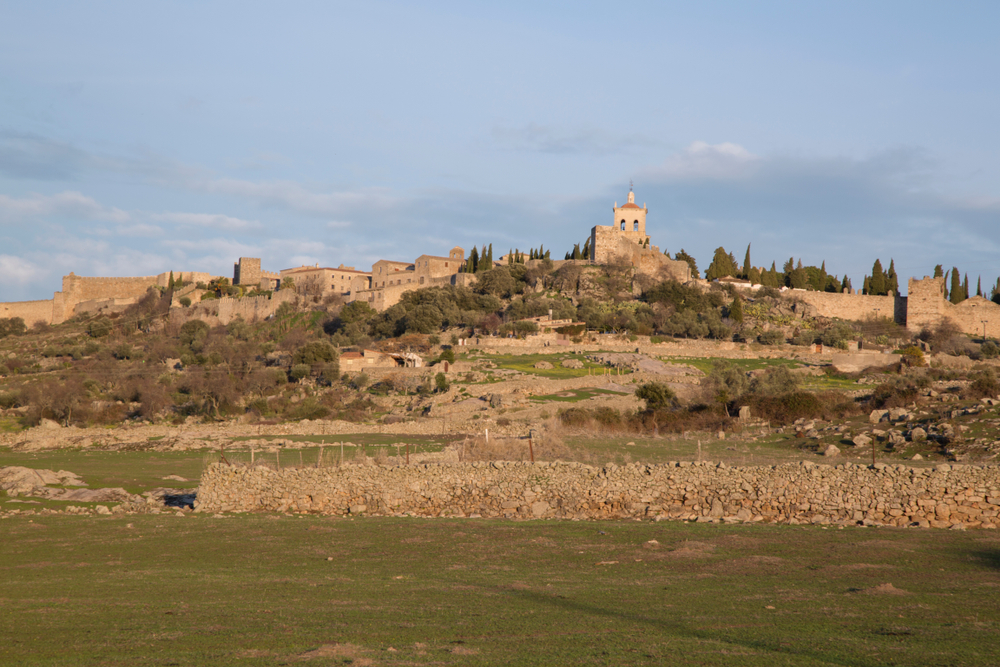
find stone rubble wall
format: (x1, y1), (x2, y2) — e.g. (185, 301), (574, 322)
(196, 460), (1000, 529)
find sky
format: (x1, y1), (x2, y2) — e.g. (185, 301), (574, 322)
(1, 1), (999, 301)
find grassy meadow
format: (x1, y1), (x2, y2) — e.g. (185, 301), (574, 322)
(1, 514), (998, 666)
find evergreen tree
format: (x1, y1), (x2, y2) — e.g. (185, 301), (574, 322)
(564, 251), (571, 260)
(977, 276), (983, 297)
(167, 271), (175, 290)
(543, 249), (550, 260)
(963, 274), (970, 300)
(863, 276), (871, 295)
(993, 278), (1000, 305)
(674, 249), (699, 278)
(485, 244), (493, 270)
(582, 237), (591, 259)
(887, 259), (898, 294)
(949, 267), (962, 304)
(538, 244), (545, 260)
(728, 295), (744, 324)
(868, 259), (886, 295)
(469, 246), (479, 273)
(933, 264), (944, 278)
(748, 266), (762, 285)
(705, 247), (738, 280)
(841, 275), (850, 293)
(742, 244), (752, 280)
(508, 249), (513, 265)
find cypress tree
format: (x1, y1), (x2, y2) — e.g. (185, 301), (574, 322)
(582, 237), (591, 259)
(950, 267), (962, 304)
(933, 264), (944, 278)
(486, 244), (493, 269)
(963, 274), (970, 300)
(508, 249), (513, 265)
(705, 247), (737, 280)
(842, 275), (850, 293)
(887, 259), (898, 294)
(742, 244), (752, 280)
(168, 271), (175, 290)
(977, 276), (983, 297)
(544, 249), (550, 260)
(469, 246), (479, 273)
(870, 259), (886, 296)
(539, 244), (545, 260)
(863, 276), (871, 295)
(571, 243), (581, 260)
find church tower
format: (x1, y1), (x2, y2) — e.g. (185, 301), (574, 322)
(612, 185), (647, 237)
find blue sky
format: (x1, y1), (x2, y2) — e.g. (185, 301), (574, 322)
(1, 1), (998, 300)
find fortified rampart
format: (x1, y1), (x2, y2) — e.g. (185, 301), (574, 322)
(196, 460), (1000, 530)
(0, 299), (59, 328)
(787, 291), (906, 324)
(172, 289), (298, 326)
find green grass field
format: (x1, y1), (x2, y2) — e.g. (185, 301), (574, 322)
(477, 352), (618, 379)
(1, 514), (998, 666)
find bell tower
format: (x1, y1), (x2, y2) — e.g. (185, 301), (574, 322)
(612, 183), (647, 236)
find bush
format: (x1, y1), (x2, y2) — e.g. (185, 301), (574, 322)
(435, 372), (449, 392)
(0, 317), (27, 338)
(635, 382), (678, 411)
(178, 297), (191, 308)
(87, 317), (112, 338)
(758, 329), (785, 345)
(968, 370), (1000, 399)
(746, 392), (824, 425)
(438, 348), (455, 364)
(289, 364), (311, 382)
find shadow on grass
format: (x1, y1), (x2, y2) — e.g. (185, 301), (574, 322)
(441, 577), (881, 667)
(971, 549), (1000, 570)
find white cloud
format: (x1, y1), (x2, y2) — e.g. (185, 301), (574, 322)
(491, 123), (654, 156)
(648, 141), (759, 181)
(152, 212), (262, 231)
(0, 191), (130, 224)
(0, 255), (47, 286)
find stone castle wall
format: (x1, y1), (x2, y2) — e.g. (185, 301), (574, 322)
(0, 299), (56, 327)
(172, 289), (298, 327)
(196, 460), (1000, 530)
(787, 291), (906, 324)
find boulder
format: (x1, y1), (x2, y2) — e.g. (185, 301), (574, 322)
(561, 359), (584, 369)
(489, 394), (503, 409)
(889, 408), (911, 422)
(822, 444), (841, 457)
(870, 410), (889, 424)
(909, 427), (927, 442)
(533, 361), (554, 370)
(853, 434), (872, 448)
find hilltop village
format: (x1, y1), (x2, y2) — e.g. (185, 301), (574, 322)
(0, 189), (998, 342)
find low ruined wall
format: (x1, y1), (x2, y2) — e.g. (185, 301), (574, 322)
(196, 460), (1000, 529)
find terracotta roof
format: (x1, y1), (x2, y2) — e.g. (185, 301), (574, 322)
(620, 202), (642, 209)
(341, 352), (362, 359)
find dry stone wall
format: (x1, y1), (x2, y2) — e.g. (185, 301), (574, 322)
(196, 460), (1000, 529)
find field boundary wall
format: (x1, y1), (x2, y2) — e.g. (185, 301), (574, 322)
(197, 460), (1000, 529)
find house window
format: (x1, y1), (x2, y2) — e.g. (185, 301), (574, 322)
(620, 220), (626, 231)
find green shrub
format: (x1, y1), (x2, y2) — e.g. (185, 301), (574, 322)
(289, 364), (311, 381)
(746, 391), (824, 425)
(179, 297), (191, 308)
(435, 372), (449, 392)
(968, 370), (1000, 399)
(758, 329), (785, 345)
(87, 317), (112, 338)
(636, 382), (678, 411)
(0, 317), (27, 338)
